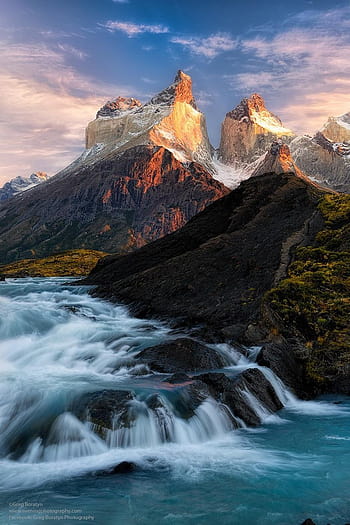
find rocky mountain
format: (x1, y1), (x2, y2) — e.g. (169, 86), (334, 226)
(251, 141), (305, 178)
(290, 111), (350, 192)
(218, 94), (295, 169)
(87, 170), (350, 397)
(0, 172), (48, 203)
(322, 112), (350, 143)
(0, 72), (228, 264)
(79, 70), (214, 174)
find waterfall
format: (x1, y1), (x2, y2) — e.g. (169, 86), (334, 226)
(1, 277), (346, 496)
(106, 397), (233, 449)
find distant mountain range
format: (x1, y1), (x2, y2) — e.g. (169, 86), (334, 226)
(0, 172), (49, 202)
(0, 70), (348, 264)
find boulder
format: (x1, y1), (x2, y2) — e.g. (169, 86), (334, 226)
(256, 341), (305, 395)
(136, 338), (227, 373)
(71, 390), (135, 431)
(197, 369), (283, 427)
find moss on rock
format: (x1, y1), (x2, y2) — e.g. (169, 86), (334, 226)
(264, 193), (350, 391)
(0, 249), (108, 278)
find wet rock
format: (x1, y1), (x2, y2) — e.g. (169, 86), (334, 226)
(109, 461), (136, 474)
(145, 394), (165, 411)
(300, 519), (316, 525)
(171, 380), (211, 419)
(256, 341), (305, 395)
(71, 390), (135, 431)
(197, 368), (283, 427)
(163, 372), (192, 384)
(95, 461), (137, 476)
(136, 338), (227, 373)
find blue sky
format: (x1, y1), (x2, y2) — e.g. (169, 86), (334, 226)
(1, 0), (350, 182)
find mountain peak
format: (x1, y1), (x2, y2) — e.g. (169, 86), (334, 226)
(226, 93), (292, 135)
(96, 97), (142, 118)
(0, 172), (49, 203)
(84, 70), (213, 171)
(321, 111), (350, 143)
(148, 70), (197, 109)
(226, 93), (266, 121)
(219, 94), (294, 167)
(251, 141), (305, 178)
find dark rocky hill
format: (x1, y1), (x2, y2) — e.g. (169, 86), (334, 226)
(87, 172), (350, 397)
(0, 146), (226, 263)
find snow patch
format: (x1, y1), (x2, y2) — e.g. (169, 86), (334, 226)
(212, 156), (252, 189)
(250, 109), (293, 135)
(337, 114), (350, 130)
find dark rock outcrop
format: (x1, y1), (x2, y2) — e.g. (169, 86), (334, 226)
(137, 338), (227, 373)
(86, 171), (350, 397)
(256, 341), (304, 394)
(109, 461), (136, 474)
(197, 369), (283, 426)
(89, 172), (325, 342)
(163, 372), (191, 384)
(72, 390), (135, 431)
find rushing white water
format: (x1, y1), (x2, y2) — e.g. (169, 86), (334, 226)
(0, 277), (349, 505)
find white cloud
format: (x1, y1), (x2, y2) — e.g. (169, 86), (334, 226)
(227, 8), (350, 134)
(171, 33), (237, 58)
(141, 77), (156, 84)
(195, 90), (214, 107)
(102, 20), (169, 37)
(112, 0), (129, 3)
(0, 41), (139, 184)
(57, 43), (88, 60)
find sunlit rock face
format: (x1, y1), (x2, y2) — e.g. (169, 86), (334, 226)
(290, 112), (350, 192)
(84, 71), (214, 173)
(218, 94), (294, 167)
(86, 97), (142, 148)
(251, 142), (307, 179)
(0, 145), (228, 263)
(322, 113), (350, 144)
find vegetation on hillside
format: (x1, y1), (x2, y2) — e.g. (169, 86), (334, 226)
(0, 249), (108, 278)
(264, 193), (350, 388)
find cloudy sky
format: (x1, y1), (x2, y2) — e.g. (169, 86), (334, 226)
(1, 0), (349, 184)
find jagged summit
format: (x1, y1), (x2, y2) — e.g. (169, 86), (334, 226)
(290, 110), (350, 192)
(147, 70), (197, 109)
(226, 93), (292, 135)
(83, 70), (214, 171)
(218, 93), (294, 167)
(251, 141), (305, 178)
(321, 111), (350, 144)
(96, 97), (142, 118)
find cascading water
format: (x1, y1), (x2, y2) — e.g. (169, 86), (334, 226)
(0, 278), (349, 525)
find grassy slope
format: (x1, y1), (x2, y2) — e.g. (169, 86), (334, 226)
(264, 194), (350, 388)
(0, 249), (108, 277)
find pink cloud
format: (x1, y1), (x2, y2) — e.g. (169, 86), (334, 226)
(0, 42), (139, 184)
